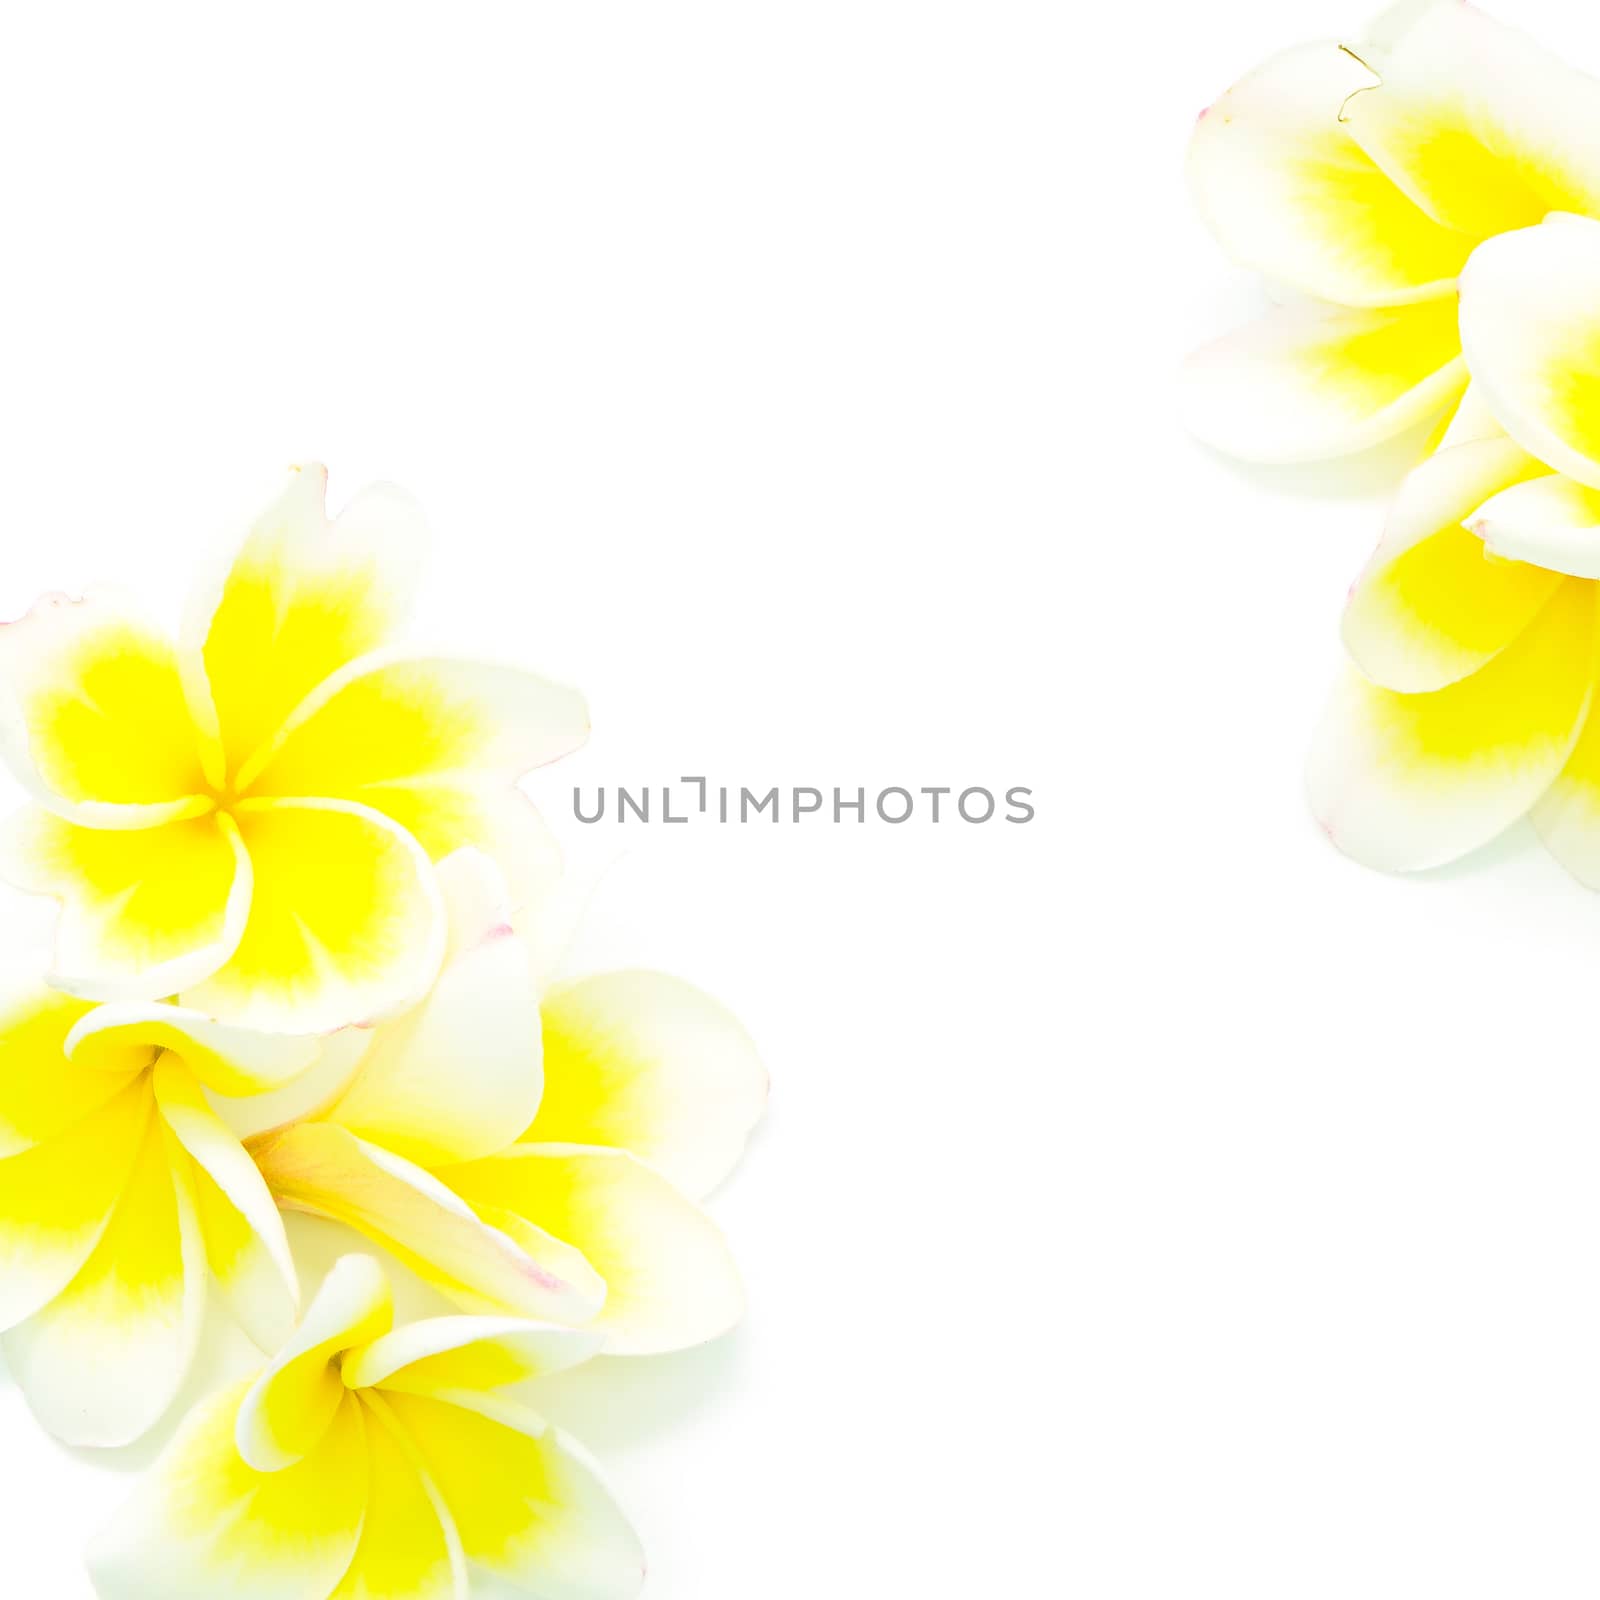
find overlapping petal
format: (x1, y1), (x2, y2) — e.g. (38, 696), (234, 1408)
(380, 1390), (644, 1599)
(242, 654), (587, 912)
(69, 998), (319, 1096)
(527, 970), (768, 1199)
(331, 1394), (464, 1600)
(184, 799), (445, 1032)
(252, 1122), (607, 1326)
(1345, 3), (1600, 239)
(236, 1254), (393, 1472)
(152, 1057), (298, 1336)
(1189, 39), (1472, 306)
(1340, 435), (1554, 693)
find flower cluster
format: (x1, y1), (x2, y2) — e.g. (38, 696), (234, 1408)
(0, 467), (765, 1596)
(1189, 1), (1600, 883)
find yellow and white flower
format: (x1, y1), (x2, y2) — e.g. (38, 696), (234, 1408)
(0, 985), (311, 1445)
(0, 464), (587, 1033)
(89, 1253), (644, 1600)
(249, 850), (766, 1355)
(1310, 213), (1600, 880)
(1185, 1), (1600, 462)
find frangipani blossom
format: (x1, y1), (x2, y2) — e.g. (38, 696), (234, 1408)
(0, 984), (310, 1445)
(0, 464), (587, 1033)
(90, 1254), (644, 1600)
(1310, 213), (1600, 880)
(1185, 1), (1600, 463)
(250, 851), (766, 1356)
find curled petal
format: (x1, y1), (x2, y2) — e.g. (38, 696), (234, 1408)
(1346, 3), (1600, 238)
(184, 798), (445, 1034)
(1342, 436), (1554, 693)
(88, 1379), (370, 1600)
(327, 853), (543, 1167)
(3, 1117), (203, 1446)
(69, 999), (319, 1097)
(1469, 475), (1600, 578)
(1182, 299), (1466, 464)
(343, 1315), (602, 1397)
(0, 588), (211, 825)
(153, 1057), (297, 1340)
(1309, 577), (1599, 871)
(381, 1389), (644, 1600)
(235, 1253), (392, 1472)
(182, 464), (427, 786)
(0, 809), (251, 1003)
(1459, 217), (1600, 490)
(528, 970), (767, 1199)
(192, 1157), (298, 1353)
(439, 1145), (745, 1354)
(1189, 40), (1471, 305)
(254, 1122), (606, 1326)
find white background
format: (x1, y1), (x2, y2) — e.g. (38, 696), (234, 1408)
(1, 1), (1597, 1596)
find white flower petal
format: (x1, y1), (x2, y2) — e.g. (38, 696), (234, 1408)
(438, 1145), (745, 1355)
(528, 970), (767, 1199)
(1309, 577), (1599, 870)
(343, 1314), (601, 1397)
(1182, 299), (1466, 464)
(1459, 216), (1600, 490)
(3, 1118), (204, 1446)
(1190, 40), (1471, 305)
(181, 464), (427, 786)
(1341, 436), (1552, 693)
(327, 852), (543, 1168)
(380, 1389), (645, 1600)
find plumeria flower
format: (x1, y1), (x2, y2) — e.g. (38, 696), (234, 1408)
(247, 850), (767, 1355)
(1310, 213), (1600, 879)
(1184, 0), (1600, 464)
(0, 464), (587, 1033)
(0, 985), (313, 1445)
(90, 1253), (644, 1600)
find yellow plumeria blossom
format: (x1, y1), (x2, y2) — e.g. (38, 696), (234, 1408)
(89, 1254), (645, 1600)
(1184, 1), (1600, 463)
(250, 849), (766, 1355)
(0, 464), (588, 1033)
(0, 984), (313, 1445)
(1306, 215), (1600, 878)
